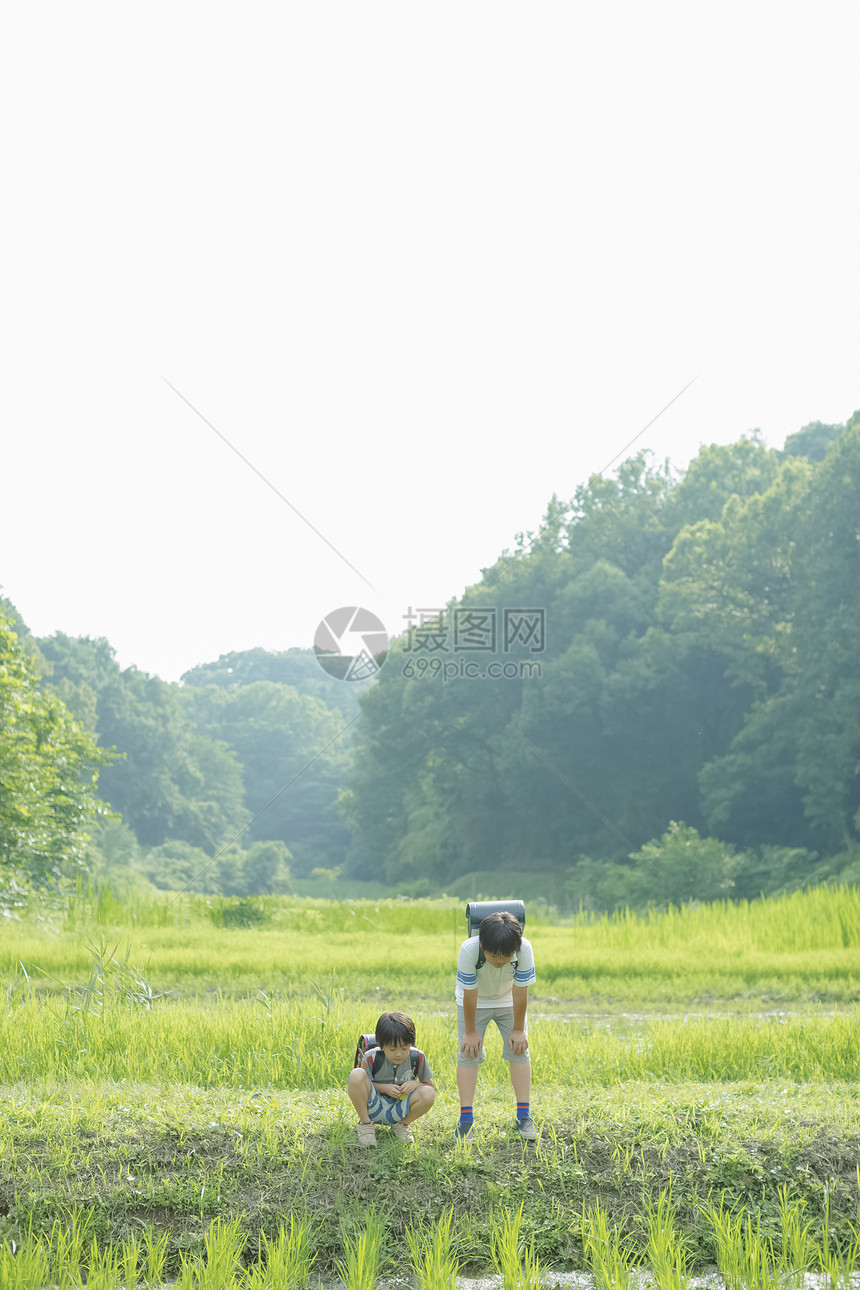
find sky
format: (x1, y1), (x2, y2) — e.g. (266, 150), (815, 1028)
(2, 3), (858, 683)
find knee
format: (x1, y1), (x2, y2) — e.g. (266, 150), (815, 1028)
(411, 1084), (435, 1114)
(348, 1068), (369, 1090)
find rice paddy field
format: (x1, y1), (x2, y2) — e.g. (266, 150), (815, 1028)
(1, 884), (860, 1288)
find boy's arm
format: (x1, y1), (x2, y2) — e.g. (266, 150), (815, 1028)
(510, 984), (529, 1055)
(461, 987), (483, 1057)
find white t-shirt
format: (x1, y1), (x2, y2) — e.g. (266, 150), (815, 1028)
(455, 934), (536, 1007)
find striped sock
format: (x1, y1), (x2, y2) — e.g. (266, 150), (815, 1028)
(516, 1102), (530, 1120)
(459, 1105), (474, 1128)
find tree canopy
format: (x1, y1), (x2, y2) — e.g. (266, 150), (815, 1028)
(0, 609), (112, 885)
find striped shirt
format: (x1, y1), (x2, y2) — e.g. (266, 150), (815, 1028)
(455, 935), (536, 1006)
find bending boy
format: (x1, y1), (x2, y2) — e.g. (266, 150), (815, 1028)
(348, 1011), (435, 1147)
(456, 911), (536, 1141)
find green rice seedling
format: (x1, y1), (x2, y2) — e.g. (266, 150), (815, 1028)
(491, 1204), (541, 1290)
(776, 1186), (814, 1286)
(141, 1225), (169, 1287)
(0, 1235), (52, 1290)
(49, 1208), (98, 1289)
(240, 1216), (316, 1289)
(406, 1207), (460, 1290)
(195, 1215), (247, 1289)
(336, 1208), (385, 1290)
(83, 1237), (122, 1290)
(580, 1199), (636, 1290)
(175, 1252), (200, 1290)
(815, 1193), (860, 1289)
(8, 882), (860, 1007)
(120, 1232), (143, 1290)
(704, 1199), (785, 1290)
(642, 1190), (691, 1290)
(704, 1201), (749, 1290)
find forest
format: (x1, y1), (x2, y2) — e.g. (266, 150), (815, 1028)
(2, 411), (859, 910)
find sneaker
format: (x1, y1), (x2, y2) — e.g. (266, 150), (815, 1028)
(393, 1122), (414, 1143)
(515, 1116), (537, 1141)
(356, 1121), (377, 1147)
(455, 1121), (474, 1141)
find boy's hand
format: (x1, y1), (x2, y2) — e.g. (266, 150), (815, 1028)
(397, 1080), (420, 1097)
(373, 1083), (402, 1098)
(461, 1031), (483, 1059)
(509, 1029), (528, 1056)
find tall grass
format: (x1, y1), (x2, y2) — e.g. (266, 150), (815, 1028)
(2, 984), (859, 1086)
(5, 884), (860, 1005)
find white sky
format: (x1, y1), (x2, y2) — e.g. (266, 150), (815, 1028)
(2, 3), (858, 682)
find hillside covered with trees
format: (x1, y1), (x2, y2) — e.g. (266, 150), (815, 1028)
(1, 412), (858, 908)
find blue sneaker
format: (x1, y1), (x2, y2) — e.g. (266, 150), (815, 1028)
(455, 1121), (474, 1141)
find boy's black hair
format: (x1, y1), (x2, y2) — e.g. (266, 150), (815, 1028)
(375, 1011), (416, 1047)
(479, 911), (523, 956)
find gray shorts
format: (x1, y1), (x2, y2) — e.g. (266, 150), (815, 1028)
(457, 1005), (530, 1067)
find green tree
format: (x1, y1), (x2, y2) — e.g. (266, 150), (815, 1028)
(782, 420), (844, 462)
(688, 416), (859, 853)
(184, 681), (353, 874)
(38, 634), (251, 851)
(243, 839), (292, 894)
(0, 611), (112, 884)
(181, 646), (364, 720)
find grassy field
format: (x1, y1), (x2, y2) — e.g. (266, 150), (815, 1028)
(1, 885), (860, 1286)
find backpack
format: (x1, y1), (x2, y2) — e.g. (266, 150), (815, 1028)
(353, 1032), (423, 1078)
(465, 898), (525, 970)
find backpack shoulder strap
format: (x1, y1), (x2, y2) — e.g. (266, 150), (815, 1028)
(370, 1047), (385, 1078)
(409, 1047), (422, 1077)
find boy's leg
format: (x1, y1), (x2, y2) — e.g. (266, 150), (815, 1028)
(401, 1083), (435, 1125)
(509, 1057), (531, 1104)
(456, 1063), (479, 1111)
(347, 1069), (377, 1145)
(456, 1006), (490, 1138)
(347, 1068), (373, 1121)
(494, 1009), (536, 1140)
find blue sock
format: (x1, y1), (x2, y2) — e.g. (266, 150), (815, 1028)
(459, 1105), (474, 1127)
(516, 1101), (530, 1120)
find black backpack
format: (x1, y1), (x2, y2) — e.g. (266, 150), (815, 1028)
(353, 1032), (422, 1078)
(465, 898), (525, 970)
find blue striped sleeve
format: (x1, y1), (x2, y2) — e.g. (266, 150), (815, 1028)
(457, 938), (479, 988)
(513, 938), (536, 986)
